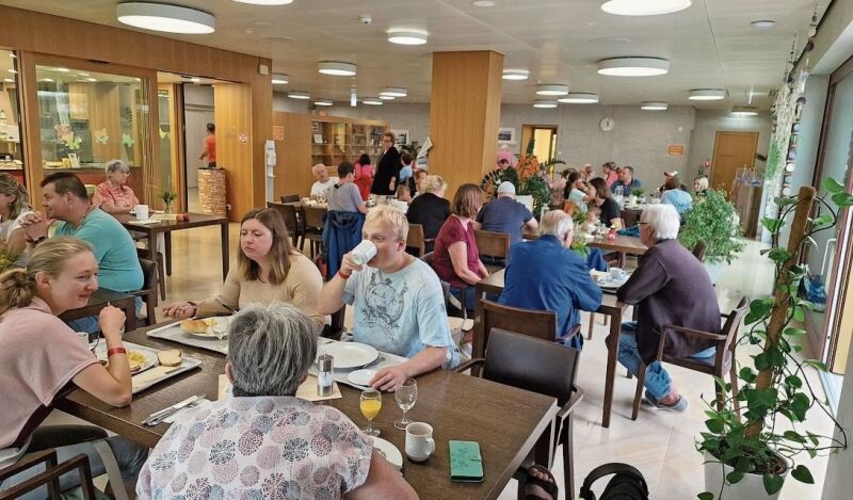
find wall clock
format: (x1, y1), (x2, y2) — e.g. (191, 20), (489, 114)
(599, 116), (615, 132)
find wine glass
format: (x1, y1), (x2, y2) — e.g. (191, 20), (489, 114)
(359, 389), (382, 437)
(394, 378), (417, 430)
(211, 317), (228, 341)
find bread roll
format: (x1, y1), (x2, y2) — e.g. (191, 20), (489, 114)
(158, 349), (183, 367)
(180, 319), (209, 333)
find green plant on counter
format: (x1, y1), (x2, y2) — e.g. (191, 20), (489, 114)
(678, 189), (746, 265)
(398, 140), (420, 159)
(697, 180), (852, 499)
(630, 188), (645, 197)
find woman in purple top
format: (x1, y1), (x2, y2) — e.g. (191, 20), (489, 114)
(431, 184), (488, 313)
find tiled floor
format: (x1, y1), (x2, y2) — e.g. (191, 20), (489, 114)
(50, 227), (837, 500)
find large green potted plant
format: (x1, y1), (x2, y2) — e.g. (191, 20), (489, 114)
(678, 188), (746, 283)
(697, 181), (851, 500)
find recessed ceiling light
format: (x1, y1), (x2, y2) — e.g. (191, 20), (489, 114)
(751, 19), (776, 29)
(318, 61), (357, 77)
(387, 30), (428, 46)
(598, 57), (670, 76)
(232, 0), (295, 5)
(314, 99), (334, 107)
(116, 2), (215, 34)
(533, 99), (558, 109)
(732, 106), (758, 116)
(688, 89), (727, 100)
(502, 69), (530, 81)
(536, 84), (570, 96)
(271, 73), (288, 84)
(379, 95), (396, 100)
(601, 0), (691, 16)
(55, 68), (70, 73)
(363, 97), (384, 105)
(288, 91), (310, 100)
(558, 93), (599, 104)
(86, 77), (98, 82)
(39, 78), (54, 82)
(379, 86), (407, 97)
(190, 77), (201, 83)
(472, 0), (496, 7)
(641, 101), (668, 110)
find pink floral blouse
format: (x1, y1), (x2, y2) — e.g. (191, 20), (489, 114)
(136, 396), (373, 500)
(94, 181), (139, 212)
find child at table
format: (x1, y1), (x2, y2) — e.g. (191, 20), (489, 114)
(583, 206), (601, 233)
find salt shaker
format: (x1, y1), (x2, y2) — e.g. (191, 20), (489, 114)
(317, 354), (334, 396)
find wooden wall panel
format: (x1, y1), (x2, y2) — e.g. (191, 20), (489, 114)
(428, 51), (503, 197)
(214, 84), (254, 220)
(274, 112), (313, 199)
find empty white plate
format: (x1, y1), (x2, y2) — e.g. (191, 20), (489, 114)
(372, 437), (403, 469)
(348, 369), (377, 388)
(319, 342), (378, 369)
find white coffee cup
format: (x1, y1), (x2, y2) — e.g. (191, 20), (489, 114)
(76, 331), (90, 351)
(351, 240), (378, 266)
(610, 267), (627, 280)
(134, 204), (149, 220)
(405, 422), (435, 462)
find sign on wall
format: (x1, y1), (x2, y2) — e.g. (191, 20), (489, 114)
(667, 144), (685, 157)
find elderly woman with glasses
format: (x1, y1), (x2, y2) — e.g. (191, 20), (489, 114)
(615, 204), (721, 412)
(94, 159), (139, 215)
(137, 303), (417, 500)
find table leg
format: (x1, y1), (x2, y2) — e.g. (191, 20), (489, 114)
(602, 309), (622, 428)
(122, 296), (135, 333)
(164, 232), (172, 276)
(221, 221), (230, 279)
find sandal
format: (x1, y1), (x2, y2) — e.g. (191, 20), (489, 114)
(524, 464), (559, 500)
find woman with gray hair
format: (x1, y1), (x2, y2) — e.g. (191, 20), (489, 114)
(94, 159), (139, 215)
(137, 303), (417, 500)
(615, 204), (721, 412)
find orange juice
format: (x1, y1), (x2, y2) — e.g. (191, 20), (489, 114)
(360, 399), (382, 420)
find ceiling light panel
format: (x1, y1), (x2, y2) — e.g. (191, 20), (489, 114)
(363, 97), (384, 105)
(318, 61), (356, 76)
(536, 84), (569, 96)
(688, 89), (726, 100)
(502, 69), (530, 81)
(731, 106), (758, 116)
(314, 99), (333, 106)
(232, 0), (295, 5)
(379, 87), (407, 97)
(533, 99), (558, 108)
(271, 73), (288, 84)
(288, 91), (310, 100)
(387, 30), (428, 45)
(601, 0), (691, 16)
(641, 101), (668, 110)
(558, 93), (599, 104)
(598, 57), (670, 76)
(116, 2), (215, 34)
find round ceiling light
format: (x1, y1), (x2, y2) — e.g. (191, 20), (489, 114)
(232, 0), (295, 5)
(313, 99), (333, 107)
(688, 89), (726, 100)
(287, 91), (310, 100)
(472, 0), (496, 6)
(641, 101), (668, 110)
(502, 69), (530, 81)
(271, 73), (288, 84)
(379, 86), (407, 97)
(601, 0), (691, 16)
(116, 2), (215, 34)
(732, 106), (758, 116)
(533, 99), (558, 109)
(536, 84), (570, 96)
(318, 61), (357, 77)
(387, 30), (428, 46)
(363, 97), (384, 106)
(751, 19), (776, 29)
(558, 93), (599, 104)
(598, 57), (670, 76)
(379, 95), (396, 100)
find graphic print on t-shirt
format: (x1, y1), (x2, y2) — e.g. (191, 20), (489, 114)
(361, 271), (407, 342)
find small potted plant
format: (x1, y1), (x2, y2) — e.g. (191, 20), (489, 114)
(159, 190), (178, 216)
(697, 181), (851, 499)
(678, 188), (746, 283)
(629, 188), (645, 206)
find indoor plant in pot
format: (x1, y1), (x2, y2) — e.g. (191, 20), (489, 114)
(678, 188), (745, 283)
(697, 181), (851, 500)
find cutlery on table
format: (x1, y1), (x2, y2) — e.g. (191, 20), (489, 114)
(214, 297), (240, 314)
(142, 395), (205, 426)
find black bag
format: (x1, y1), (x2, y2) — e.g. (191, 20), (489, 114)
(579, 463), (649, 500)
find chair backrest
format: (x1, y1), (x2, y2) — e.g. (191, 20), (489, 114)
(281, 194), (300, 203)
(692, 240), (708, 262)
(135, 257), (158, 325)
(0, 450), (98, 500)
(479, 299), (557, 359)
(474, 229), (510, 261)
(483, 328), (579, 407)
(720, 296), (750, 355)
(407, 223), (426, 257)
(303, 206), (326, 231)
(266, 201), (300, 238)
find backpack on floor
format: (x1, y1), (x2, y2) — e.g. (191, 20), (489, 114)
(579, 463), (649, 500)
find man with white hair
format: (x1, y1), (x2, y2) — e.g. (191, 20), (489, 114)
(616, 204), (721, 412)
(497, 210), (602, 350)
(476, 181), (539, 246)
(310, 163), (338, 198)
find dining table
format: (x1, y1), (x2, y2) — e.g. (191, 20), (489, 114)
(57, 324), (559, 499)
(587, 234), (647, 256)
(59, 287), (136, 334)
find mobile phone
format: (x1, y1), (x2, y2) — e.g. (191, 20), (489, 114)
(449, 440), (484, 483)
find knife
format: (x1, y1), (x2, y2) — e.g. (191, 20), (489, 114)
(142, 395), (203, 426)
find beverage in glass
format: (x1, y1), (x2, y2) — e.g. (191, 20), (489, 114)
(394, 378), (417, 430)
(360, 389), (382, 437)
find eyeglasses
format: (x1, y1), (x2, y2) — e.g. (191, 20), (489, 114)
(638, 221), (648, 225)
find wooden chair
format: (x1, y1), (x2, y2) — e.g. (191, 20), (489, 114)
(280, 194), (300, 203)
(266, 201), (303, 250)
(477, 299), (557, 361)
(631, 296), (750, 420)
(406, 223), (427, 257)
(0, 449), (97, 500)
(421, 252), (470, 319)
(474, 229), (510, 273)
(136, 247), (165, 301)
(457, 328), (584, 499)
(692, 240), (708, 262)
(132, 257), (159, 327)
(302, 206), (326, 259)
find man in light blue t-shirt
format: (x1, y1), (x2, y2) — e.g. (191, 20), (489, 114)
(318, 206), (459, 392)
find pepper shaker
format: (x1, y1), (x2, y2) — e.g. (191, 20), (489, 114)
(317, 354), (334, 396)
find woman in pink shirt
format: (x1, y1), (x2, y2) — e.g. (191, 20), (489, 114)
(94, 159), (140, 215)
(0, 237), (147, 498)
(602, 161), (619, 189)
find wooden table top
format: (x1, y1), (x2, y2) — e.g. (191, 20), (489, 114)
(119, 212), (228, 231)
(587, 234), (648, 255)
(58, 325), (558, 499)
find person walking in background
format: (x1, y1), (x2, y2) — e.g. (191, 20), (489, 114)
(198, 122), (216, 169)
(371, 132), (401, 196)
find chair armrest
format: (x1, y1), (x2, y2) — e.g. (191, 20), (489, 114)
(657, 324), (726, 360)
(455, 358), (485, 374)
(0, 450), (57, 483)
(557, 386), (585, 419)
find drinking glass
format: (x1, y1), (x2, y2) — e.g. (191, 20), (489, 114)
(394, 378), (418, 430)
(359, 389), (382, 437)
(211, 317), (228, 341)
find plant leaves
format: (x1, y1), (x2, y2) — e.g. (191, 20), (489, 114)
(792, 465), (815, 484)
(811, 214), (833, 229)
(831, 192), (853, 208)
(774, 196), (799, 206)
(823, 177), (845, 194)
(783, 327), (806, 337)
(786, 375), (803, 388)
(746, 299), (774, 325)
(763, 474), (784, 495)
(726, 470), (744, 484)
(803, 359), (828, 371)
(761, 217), (784, 235)
(697, 493), (715, 500)
(705, 419), (724, 433)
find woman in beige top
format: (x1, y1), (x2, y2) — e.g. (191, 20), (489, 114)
(162, 208), (325, 333)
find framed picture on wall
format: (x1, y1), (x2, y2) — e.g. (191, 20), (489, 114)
(392, 129), (409, 146)
(498, 127), (516, 144)
(313, 134), (324, 144)
(67, 153), (80, 168)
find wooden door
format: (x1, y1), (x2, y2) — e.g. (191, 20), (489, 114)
(710, 131), (759, 191)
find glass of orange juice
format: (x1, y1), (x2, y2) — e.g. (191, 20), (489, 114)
(360, 389), (382, 437)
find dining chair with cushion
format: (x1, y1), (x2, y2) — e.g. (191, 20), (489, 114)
(457, 328), (584, 499)
(630, 296), (750, 420)
(474, 229), (510, 273)
(406, 223), (427, 257)
(477, 299), (557, 361)
(280, 194), (300, 203)
(266, 201), (303, 250)
(132, 257), (159, 328)
(302, 205), (327, 259)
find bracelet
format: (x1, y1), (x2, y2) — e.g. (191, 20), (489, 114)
(107, 347), (127, 357)
(337, 270), (351, 280)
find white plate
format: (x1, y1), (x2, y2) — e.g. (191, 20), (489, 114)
(96, 345), (159, 373)
(372, 437), (403, 469)
(348, 369), (377, 387)
(598, 276), (630, 290)
(186, 317), (229, 339)
(319, 342), (378, 369)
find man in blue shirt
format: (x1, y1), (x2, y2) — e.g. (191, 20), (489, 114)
(476, 181), (538, 246)
(498, 210), (602, 350)
(611, 165), (642, 194)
